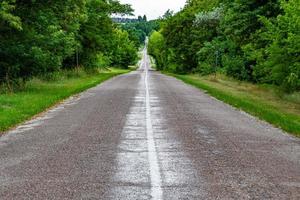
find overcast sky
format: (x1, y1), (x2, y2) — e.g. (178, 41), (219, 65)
(119, 0), (187, 20)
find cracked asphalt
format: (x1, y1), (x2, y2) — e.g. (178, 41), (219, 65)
(0, 49), (299, 199)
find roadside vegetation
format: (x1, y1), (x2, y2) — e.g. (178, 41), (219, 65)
(0, 0), (137, 90)
(0, 68), (131, 132)
(171, 73), (300, 136)
(0, 0), (158, 132)
(149, 0), (300, 136)
(148, 0), (299, 93)
(121, 16), (160, 48)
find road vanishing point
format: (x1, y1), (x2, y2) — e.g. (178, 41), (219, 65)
(0, 49), (299, 199)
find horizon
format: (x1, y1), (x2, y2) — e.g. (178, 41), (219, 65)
(119, 0), (186, 20)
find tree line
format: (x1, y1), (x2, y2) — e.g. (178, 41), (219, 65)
(121, 16), (159, 48)
(148, 0), (300, 92)
(0, 0), (139, 87)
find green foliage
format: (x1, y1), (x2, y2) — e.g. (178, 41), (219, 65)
(0, 68), (130, 132)
(194, 6), (223, 74)
(0, 0), (138, 87)
(1, 0), (86, 84)
(196, 39), (222, 75)
(158, 0), (220, 73)
(122, 19), (160, 47)
(171, 73), (300, 136)
(219, 0), (281, 81)
(260, 0), (300, 92)
(222, 55), (249, 80)
(124, 27), (146, 48)
(0, 0), (22, 30)
(149, 0), (299, 92)
(148, 31), (166, 70)
(110, 29), (138, 68)
(76, 0), (135, 69)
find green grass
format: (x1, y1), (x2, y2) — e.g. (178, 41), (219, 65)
(0, 68), (131, 132)
(168, 73), (300, 137)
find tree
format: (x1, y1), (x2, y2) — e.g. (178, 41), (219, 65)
(160, 0), (220, 73)
(162, 9), (174, 19)
(148, 31), (166, 70)
(138, 15), (143, 22)
(149, 0), (299, 92)
(260, 0), (300, 92)
(110, 29), (138, 68)
(0, 0), (138, 86)
(121, 19), (160, 47)
(78, 0), (133, 68)
(0, 0), (22, 30)
(0, 0), (87, 83)
(143, 15), (147, 22)
(218, 0), (281, 80)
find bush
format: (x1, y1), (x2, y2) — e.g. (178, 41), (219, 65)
(223, 55), (249, 81)
(0, 0), (137, 88)
(148, 31), (167, 70)
(260, 0), (300, 92)
(110, 29), (138, 68)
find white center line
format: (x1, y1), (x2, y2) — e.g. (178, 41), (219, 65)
(144, 50), (163, 200)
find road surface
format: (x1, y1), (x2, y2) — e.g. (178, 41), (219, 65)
(0, 49), (299, 199)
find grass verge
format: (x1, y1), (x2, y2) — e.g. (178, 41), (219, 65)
(168, 73), (300, 137)
(0, 68), (131, 132)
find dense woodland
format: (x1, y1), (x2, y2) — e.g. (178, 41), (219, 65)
(1, 0), (299, 93)
(0, 0), (145, 88)
(148, 0), (300, 92)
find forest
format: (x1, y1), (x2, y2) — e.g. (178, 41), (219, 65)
(0, 0), (146, 90)
(121, 15), (159, 46)
(1, 0), (299, 93)
(148, 0), (300, 93)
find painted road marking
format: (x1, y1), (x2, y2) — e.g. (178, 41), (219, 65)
(144, 50), (163, 200)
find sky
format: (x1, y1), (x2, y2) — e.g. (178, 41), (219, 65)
(119, 0), (187, 20)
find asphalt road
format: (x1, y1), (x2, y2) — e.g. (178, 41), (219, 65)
(0, 49), (299, 199)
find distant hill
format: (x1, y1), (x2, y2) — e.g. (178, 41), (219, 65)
(112, 18), (140, 24)
(112, 15), (149, 24)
